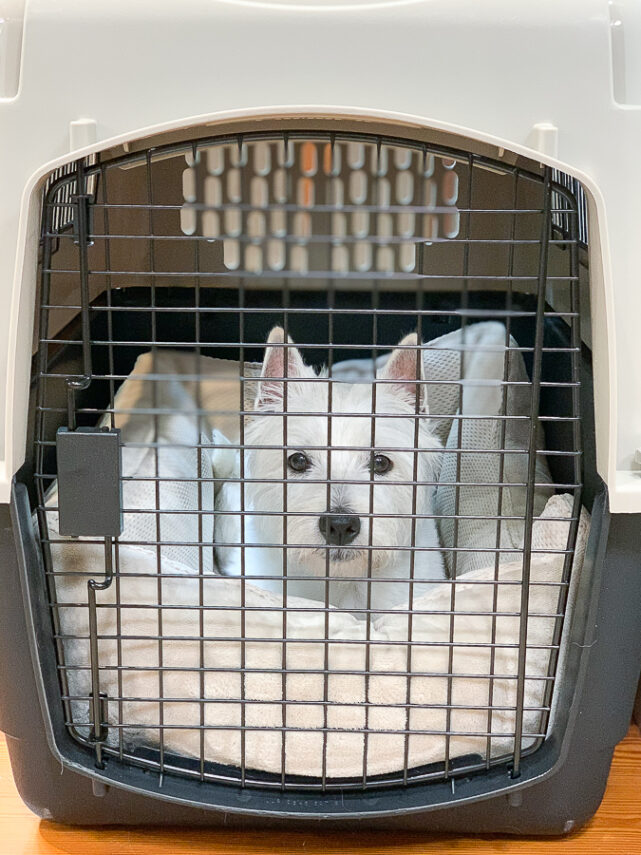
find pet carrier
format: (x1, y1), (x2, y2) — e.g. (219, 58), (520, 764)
(0, 0), (640, 836)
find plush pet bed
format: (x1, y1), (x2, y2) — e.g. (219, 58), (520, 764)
(45, 322), (590, 778)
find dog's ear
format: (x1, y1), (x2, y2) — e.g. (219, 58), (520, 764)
(255, 326), (308, 411)
(378, 332), (427, 411)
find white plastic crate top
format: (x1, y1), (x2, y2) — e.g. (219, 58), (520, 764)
(1, 0), (641, 511)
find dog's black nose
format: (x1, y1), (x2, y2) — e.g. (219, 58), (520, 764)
(319, 511), (361, 545)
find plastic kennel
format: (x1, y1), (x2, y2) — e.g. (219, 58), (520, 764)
(1, 0), (641, 836)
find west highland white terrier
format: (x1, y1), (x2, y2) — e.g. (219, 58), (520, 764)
(216, 326), (446, 612)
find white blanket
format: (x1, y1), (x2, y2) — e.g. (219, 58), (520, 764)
(46, 323), (589, 778)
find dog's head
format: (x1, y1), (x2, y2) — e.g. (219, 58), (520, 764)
(243, 326), (442, 577)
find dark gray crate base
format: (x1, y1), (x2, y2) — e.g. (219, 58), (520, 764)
(2, 730), (614, 833)
(1, 488), (640, 833)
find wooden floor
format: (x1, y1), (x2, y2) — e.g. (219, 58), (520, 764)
(2, 728), (641, 854)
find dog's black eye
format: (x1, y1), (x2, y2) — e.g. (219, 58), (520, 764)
(288, 451), (311, 472)
(372, 453), (393, 475)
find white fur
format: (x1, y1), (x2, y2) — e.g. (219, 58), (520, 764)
(216, 327), (446, 612)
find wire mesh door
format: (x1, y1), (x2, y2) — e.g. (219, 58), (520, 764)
(33, 131), (584, 793)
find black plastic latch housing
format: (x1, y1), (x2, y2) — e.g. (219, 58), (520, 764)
(56, 427), (123, 537)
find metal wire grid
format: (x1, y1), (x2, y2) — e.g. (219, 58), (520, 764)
(42, 157), (98, 241)
(33, 131), (583, 793)
(551, 168), (588, 247)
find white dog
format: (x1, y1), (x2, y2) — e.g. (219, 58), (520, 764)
(216, 327), (446, 612)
